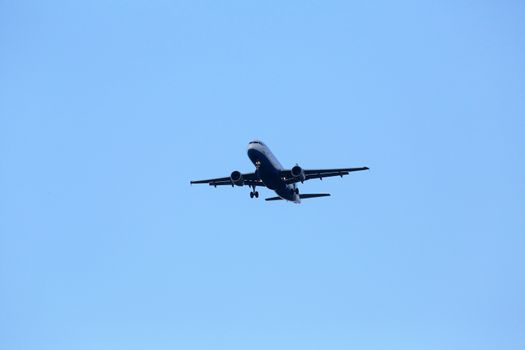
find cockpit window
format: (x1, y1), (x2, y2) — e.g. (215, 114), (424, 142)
(249, 140), (264, 146)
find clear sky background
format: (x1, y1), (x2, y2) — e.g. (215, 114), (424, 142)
(1, 1), (524, 349)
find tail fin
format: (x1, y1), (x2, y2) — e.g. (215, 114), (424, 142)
(299, 193), (330, 199)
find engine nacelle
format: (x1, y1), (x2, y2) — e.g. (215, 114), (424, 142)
(291, 165), (305, 183)
(230, 170), (244, 186)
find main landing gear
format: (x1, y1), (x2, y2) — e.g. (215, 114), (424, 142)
(250, 185), (259, 199)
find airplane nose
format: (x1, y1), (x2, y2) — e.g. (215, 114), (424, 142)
(247, 142), (257, 151)
(247, 147), (263, 163)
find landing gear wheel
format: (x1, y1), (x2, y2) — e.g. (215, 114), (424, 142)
(255, 191), (259, 198)
(250, 192), (254, 198)
(294, 188), (299, 194)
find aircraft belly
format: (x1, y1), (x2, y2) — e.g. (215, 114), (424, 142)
(259, 168), (280, 190)
(275, 187), (296, 201)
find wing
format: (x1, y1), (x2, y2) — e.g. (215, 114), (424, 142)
(190, 172), (266, 188)
(281, 167), (369, 184)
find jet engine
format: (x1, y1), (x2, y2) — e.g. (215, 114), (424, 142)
(291, 165), (305, 183)
(230, 170), (244, 186)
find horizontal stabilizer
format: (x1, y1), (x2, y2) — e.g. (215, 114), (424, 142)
(300, 193), (331, 199)
(265, 193), (331, 202)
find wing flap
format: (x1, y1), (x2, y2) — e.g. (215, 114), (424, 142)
(304, 167), (369, 175)
(202, 179), (265, 187)
(282, 166), (369, 184)
(190, 172), (266, 188)
(190, 176), (230, 185)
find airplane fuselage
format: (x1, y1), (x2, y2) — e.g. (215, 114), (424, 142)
(247, 141), (300, 203)
(191, 140), (368, 202)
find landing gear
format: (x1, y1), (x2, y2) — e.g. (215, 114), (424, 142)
(250, 185), (259, 199)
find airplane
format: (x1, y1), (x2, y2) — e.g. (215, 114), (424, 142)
(190, 140), (369, 203)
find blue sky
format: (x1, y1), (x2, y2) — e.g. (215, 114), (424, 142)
(1, 1), (524, 349)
